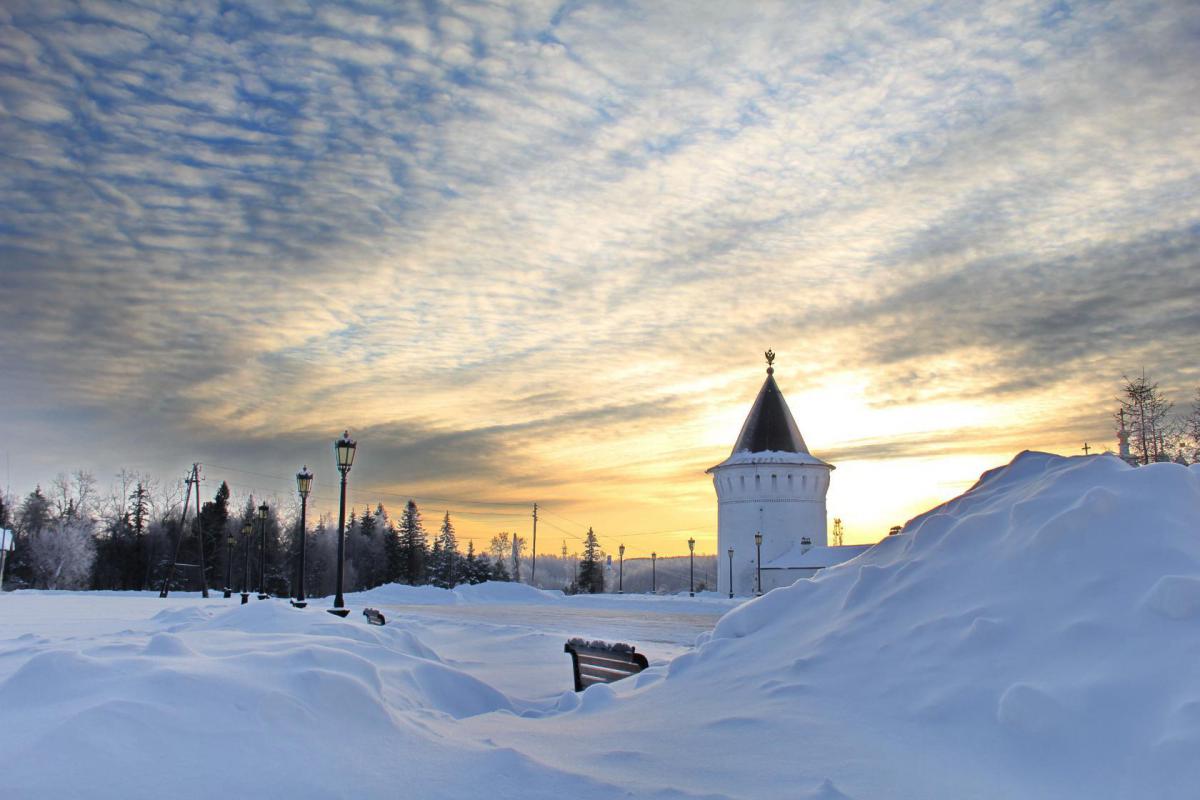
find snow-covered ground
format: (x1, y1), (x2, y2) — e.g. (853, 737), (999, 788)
(1, 452), (1198, 799)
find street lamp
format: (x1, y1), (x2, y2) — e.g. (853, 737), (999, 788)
(618, 544), (625, 594)
(257, 503), (269, 599)
(688, 537), (695, 597)
(651, 552), (656, 594)
(223, 534), (235, 598)
(240, 521), (252, 604)
(727, 546), (734, 599)
(293, 465), (313, 609)
(330, 430), (356, 617)
(754, 531), (763, 596)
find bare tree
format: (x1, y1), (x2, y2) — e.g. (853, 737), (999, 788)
(1116, 371), (1176, 464)
(1185, 388), (1200, 462)
(49, 470), (97, 520)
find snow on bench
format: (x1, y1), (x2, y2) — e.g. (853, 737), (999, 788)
(362, 608), (386, 626)
(564, 638), (649, 692)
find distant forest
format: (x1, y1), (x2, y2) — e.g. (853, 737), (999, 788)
(0, 473), (715, 596)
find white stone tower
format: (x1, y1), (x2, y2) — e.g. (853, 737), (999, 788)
(707, 352), (834, 596)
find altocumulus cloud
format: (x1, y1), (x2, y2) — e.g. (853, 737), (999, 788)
(0, 0), (1198, 527)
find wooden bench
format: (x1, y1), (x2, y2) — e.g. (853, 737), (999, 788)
(362, 608), (386, 626)
(564, 638), (649, 692)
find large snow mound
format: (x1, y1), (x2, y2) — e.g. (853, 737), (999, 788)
(661, 452), (1200, 798)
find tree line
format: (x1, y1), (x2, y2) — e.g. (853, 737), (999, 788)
(0, 470), (536, 593)
(0, 470), (707, 595)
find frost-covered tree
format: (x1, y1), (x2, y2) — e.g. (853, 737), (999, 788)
(30, 515), (97, 589)
(488, 532), (511, 581)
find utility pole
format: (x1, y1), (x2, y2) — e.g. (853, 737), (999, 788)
(160, 464), (202, 599)
(530, 503), (538, 587)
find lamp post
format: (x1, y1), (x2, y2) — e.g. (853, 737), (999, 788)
(240, 521), (252, 604)
(754, 531), (763, 596)
(727, 546), (734, 599)
(293, 465), (313, 609)
(688, 537), (695, 597)
(618, 544), (625, 594)
(257, 503), (269, 599)
(651, 552), (656, 594)
(330, 431), (356, 617)
(223, 534), (235, 598)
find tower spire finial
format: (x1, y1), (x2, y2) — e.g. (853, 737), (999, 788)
(764, 349), (775, 375)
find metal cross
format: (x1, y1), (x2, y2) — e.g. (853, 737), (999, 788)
(1082, 442), (1091, 455)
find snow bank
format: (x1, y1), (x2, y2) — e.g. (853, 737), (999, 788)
(665, 452), (1200, 797)
(353, 580), (560, 605)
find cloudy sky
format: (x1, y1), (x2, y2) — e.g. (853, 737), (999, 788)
(1, 0), (1198, 555)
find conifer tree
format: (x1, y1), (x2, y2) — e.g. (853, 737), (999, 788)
(577, 527), (604, 594)
(431, 512), (460, 588)
(397, 500), (427, 584)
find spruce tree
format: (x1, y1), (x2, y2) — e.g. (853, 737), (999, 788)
(431, 512), (459, 588)
(397, 500), (427, 585)
(577, 527), (604, 594)
(198, 482), (230, 591)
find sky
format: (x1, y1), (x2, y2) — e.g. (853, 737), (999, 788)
(1, 0), (1198, 557)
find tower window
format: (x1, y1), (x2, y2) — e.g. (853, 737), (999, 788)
(771, 474), (777, 491)
(740, 476), (745, 490)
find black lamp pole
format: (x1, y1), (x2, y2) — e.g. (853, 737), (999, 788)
(223, 535), (235, 598)
(651, 552), (656, 594)
(755, 532), (763, 596)
(240, 521), (252, 604)
(618, 544), (624, 593)
(688, 537), (695, 597)
(257, 503), (269, 599)
(727, 547), (734, 599)
(330, 431), (356, 617)
(294, 466), (313, 608)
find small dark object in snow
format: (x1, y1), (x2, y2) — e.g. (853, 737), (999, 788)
(564, 638), (648, 692)
(363, 608), (386, 626)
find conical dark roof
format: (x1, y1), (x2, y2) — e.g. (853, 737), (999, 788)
(730, 370), (809, 455)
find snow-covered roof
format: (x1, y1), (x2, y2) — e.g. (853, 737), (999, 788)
(761, 544), (872, 570)
(707, 448), (832, 471)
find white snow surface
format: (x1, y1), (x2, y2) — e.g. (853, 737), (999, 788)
(1, 452), (1198, 799)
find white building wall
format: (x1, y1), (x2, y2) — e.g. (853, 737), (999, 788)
(712, 461), (831, 595)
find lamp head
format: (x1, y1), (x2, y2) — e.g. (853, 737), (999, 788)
(296, 465), (314, 498)
(688, 537), (695, 552)
(754, 532), (763, 546)
(334, 430), (357, 473)
(241, 522), (252, 536)
(257, 503), (268, 521)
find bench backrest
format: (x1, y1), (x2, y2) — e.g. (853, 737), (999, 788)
(564, 638), (649, 692)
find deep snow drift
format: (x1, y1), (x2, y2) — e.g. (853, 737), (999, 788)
(1, 453), (1197, 799)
